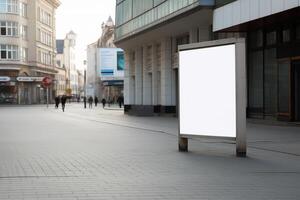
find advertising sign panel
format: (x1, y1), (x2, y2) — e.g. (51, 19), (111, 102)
(0, 76), (10, 82)
(99, 48), (124, 78)
(178, 38), (246, 156)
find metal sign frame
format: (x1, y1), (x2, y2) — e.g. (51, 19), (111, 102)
(178, 38), (247, 157)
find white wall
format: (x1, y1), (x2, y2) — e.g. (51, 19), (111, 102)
(214, 0), (300, 31)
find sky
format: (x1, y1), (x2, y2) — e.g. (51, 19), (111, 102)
(56, 0), (116, 71)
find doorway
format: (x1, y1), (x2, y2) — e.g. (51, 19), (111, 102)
(293, 60), (300, 121)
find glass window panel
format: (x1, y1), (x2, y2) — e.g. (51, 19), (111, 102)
(248, 51), (264, 113)
(296, 24), (300, 40)
(266, 31), (277, 46)
(264, 48), (278, 116)
(282, 29), (290, 43)
(278, 60), (290, 113)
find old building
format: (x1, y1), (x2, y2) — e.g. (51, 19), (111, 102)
(55, 31), (79, 98)
(0, 0), (60, 104)
(87, 16), (124, 101)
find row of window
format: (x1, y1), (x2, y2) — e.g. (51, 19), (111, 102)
(38, 29), (53, 46)
(0, 21), (27, 39)
(116, 0), (200, 39)
(0, 44), (27, 61)
(38, 50), (52, 65)
(249, 24), (300, 49)
(0, 0), (27, 17)
(38, 8), (52, 26)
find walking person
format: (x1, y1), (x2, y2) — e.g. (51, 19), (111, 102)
(61, 95), (67, 112)
(83, 96), (87, 109)
(88, 96), (93, 109)
(54, 96), (60, 109)
(101, 98), (106, 108)
(117, 95), (124, 108)
(94, 96), (99, 107)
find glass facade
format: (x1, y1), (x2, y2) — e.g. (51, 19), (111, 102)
(247, 21), (300, 120)
(115, 0), (214, 40)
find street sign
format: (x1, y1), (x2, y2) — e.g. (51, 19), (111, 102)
(16, 77), (44, 82)
(42, 76), (52, 87)
(0, 76), (10, 82)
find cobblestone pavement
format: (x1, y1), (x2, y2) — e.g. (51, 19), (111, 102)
(0, 104), (299, 200)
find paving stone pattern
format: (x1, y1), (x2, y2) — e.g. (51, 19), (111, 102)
(0, 105), (299, 199)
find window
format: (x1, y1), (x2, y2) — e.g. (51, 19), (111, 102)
(266, 31), (277, 46)
(0, 21), (18, 36)
(296, 24), (300, 40)
(0, 0), (18, 13)
(249, 30), (263, 48)
(39, 8), (52, 26)
(0, 44), (19, 60)
(282, 29), (290, 43)
(20, 25), (27, 39)
(20, 2), (27, 17)
(20, 47), (27, 62)
(39, 29), (52, 46)
(39, 51), (52, 65)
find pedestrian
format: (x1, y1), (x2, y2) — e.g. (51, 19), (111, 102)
(83, 96), (87, 109)
(94, 96), (99, 107)
(101, 98), (106, 108)
(88, 96), (93, 109)
(54, 96), (60, 109)
(61, 95), (67, 112)
(117, 95), (124, 108)
(77, 96), (80, 103)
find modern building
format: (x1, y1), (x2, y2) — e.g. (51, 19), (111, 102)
(55, 31), (79, 98)
(115, 0), (214, 115)
(214, 0), (300, 121)
(0, 0), (60, 104)
(115, 0), (300, 122)
(86, 16), (124, 101)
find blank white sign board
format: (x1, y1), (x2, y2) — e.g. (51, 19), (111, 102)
(179, 44), (237, 138)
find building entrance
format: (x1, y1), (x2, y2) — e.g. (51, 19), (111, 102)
(293, 60), (300, 121)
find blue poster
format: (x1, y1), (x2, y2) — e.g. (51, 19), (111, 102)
(117, 51), (124, 71)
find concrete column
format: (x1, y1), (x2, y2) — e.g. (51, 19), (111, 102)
(198, 25), (211, 42)
(124, 50), (131, 105)
(160, 37), (172, 106)
(152, 43), (158, 105)
(143, 45), (152, 105)
(189, 28), (198, 43)
(135, 47), (143, 105)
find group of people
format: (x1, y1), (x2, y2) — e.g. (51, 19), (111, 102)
(54, 95), (67, 112)
(54, 95), (124, 112)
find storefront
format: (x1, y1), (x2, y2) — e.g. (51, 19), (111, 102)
(102, 80), (124, 103)
(0, 75), (54, 104)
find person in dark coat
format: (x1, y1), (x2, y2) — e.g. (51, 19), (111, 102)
(117, 96), (124, 108)
(94, 96), (99, 107)
(88, 96), (93, 109)
(101, 98), (106, 108)
(54, 96), (60, 109)
(61, 95), (67, 112)
(83, 96), (87, 109)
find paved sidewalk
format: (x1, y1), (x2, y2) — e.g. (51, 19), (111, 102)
(0, 104), (299, 200)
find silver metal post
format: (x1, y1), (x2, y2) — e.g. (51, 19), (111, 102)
(47, 87), (49, 108)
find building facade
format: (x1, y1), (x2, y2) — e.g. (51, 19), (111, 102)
(214, 0), (300, 121)
(55, 31), (79, 98)
(0, 0), (60, 104)
(87, 16), (124, 101)
(115, 0), (214, 115)
(116, 0), (300, 122)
